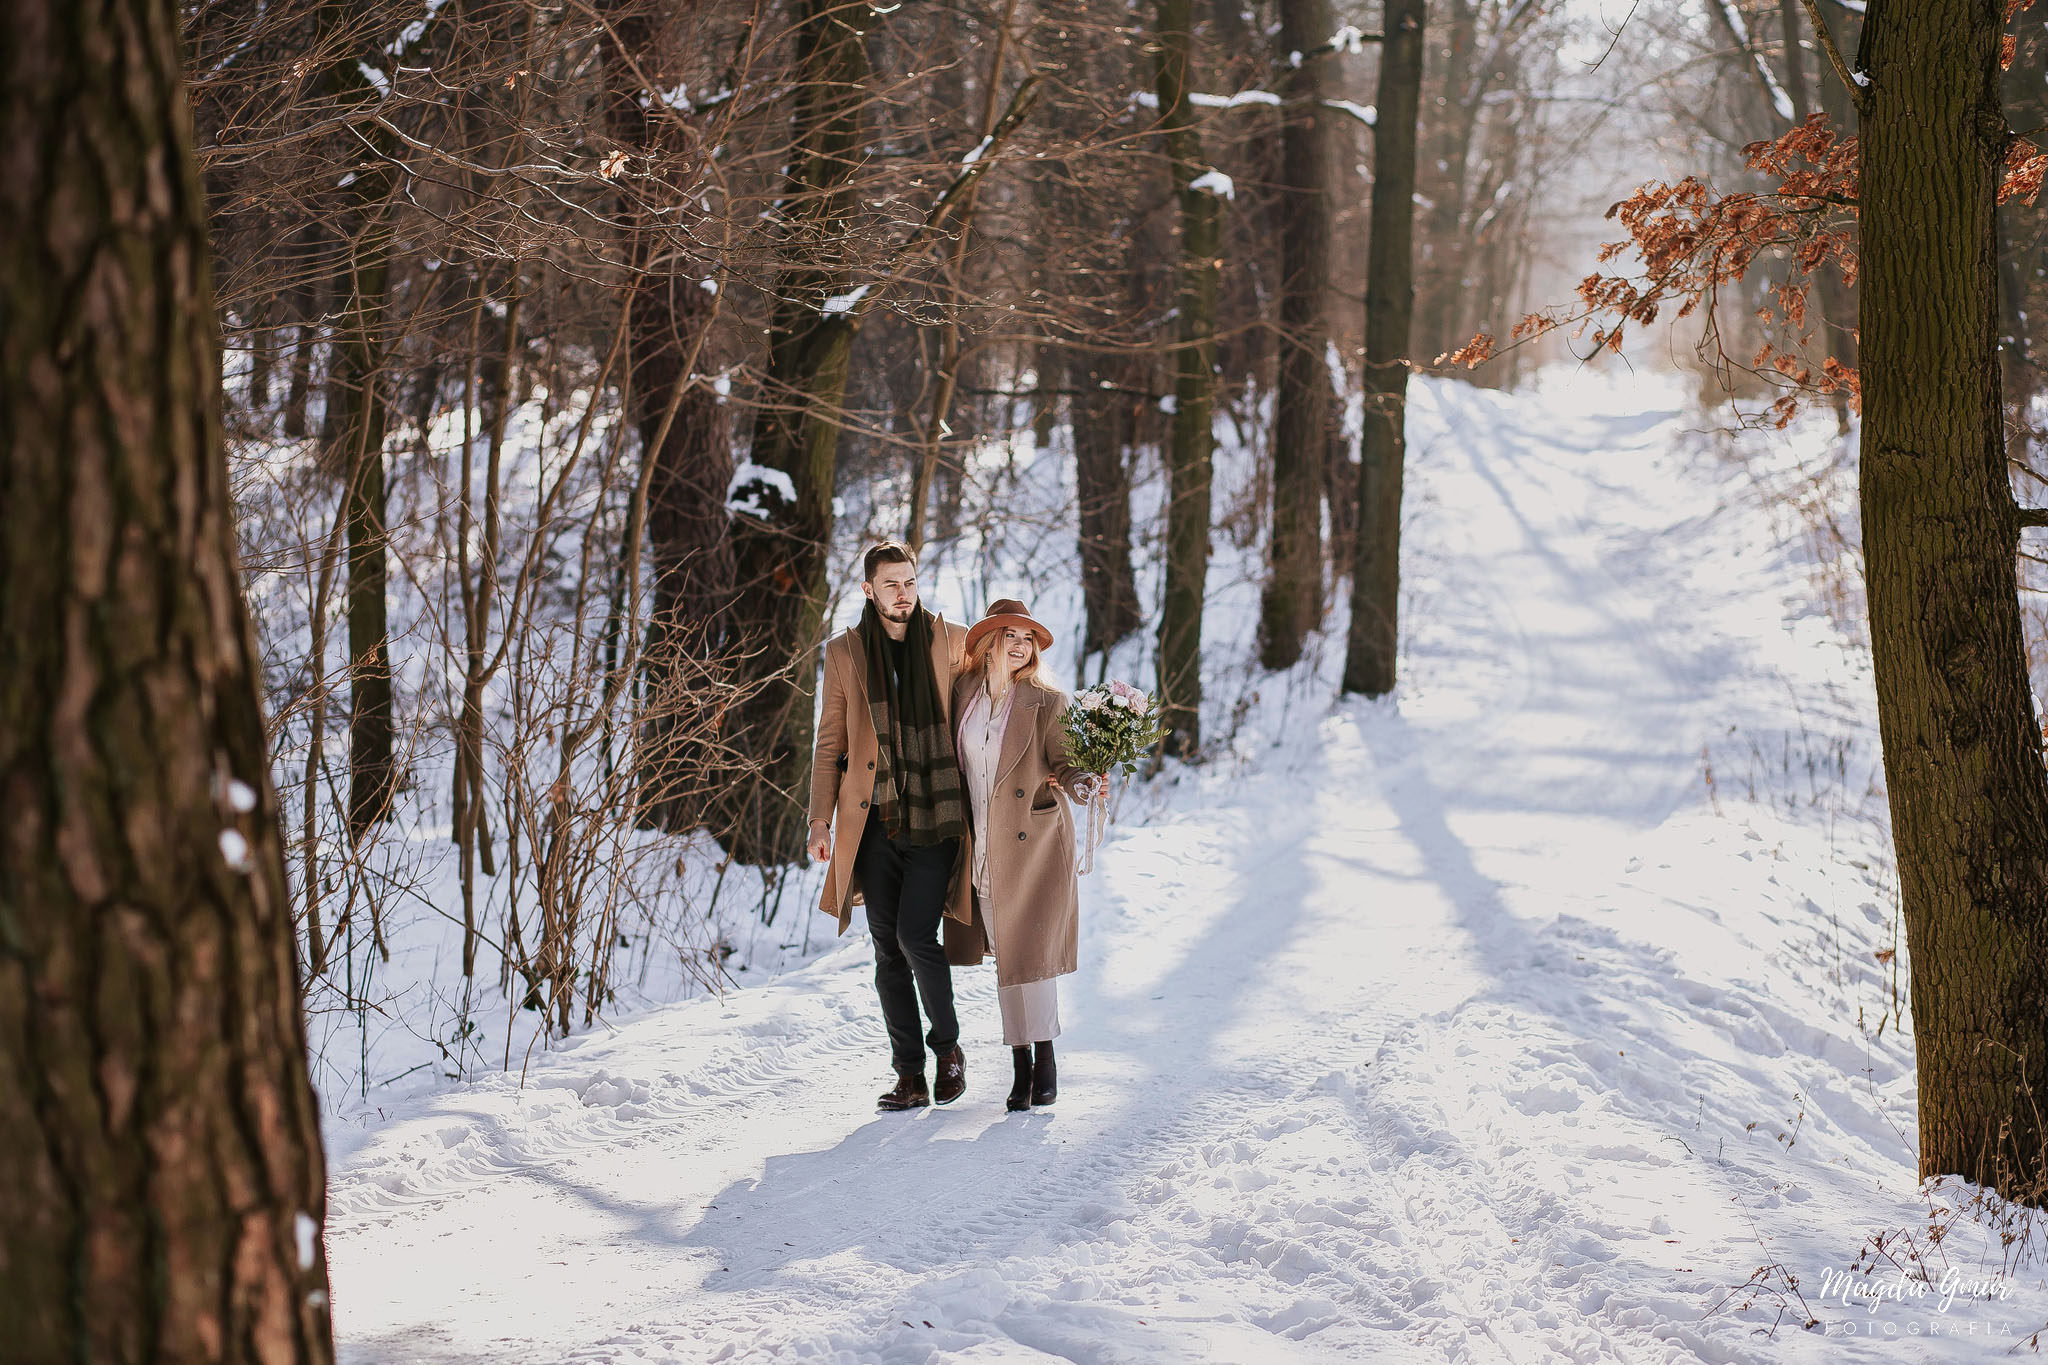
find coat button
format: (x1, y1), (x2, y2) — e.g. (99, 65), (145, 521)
(1014, 788), (1024, 799)
(868, 760), (875, 769)
(860, 800), (868, 809)
(1017, 831), (1027, 841)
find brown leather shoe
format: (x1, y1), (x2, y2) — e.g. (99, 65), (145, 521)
(932, 1045), (966, 1105)
(877, 1069), (929, 1111)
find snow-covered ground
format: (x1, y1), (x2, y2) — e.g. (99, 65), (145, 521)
(323, 373), (2048, 1362)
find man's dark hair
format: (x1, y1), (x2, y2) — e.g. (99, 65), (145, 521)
(862, 540), (917, 582)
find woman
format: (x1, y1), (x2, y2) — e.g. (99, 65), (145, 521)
(951, 599), (1102, 1110)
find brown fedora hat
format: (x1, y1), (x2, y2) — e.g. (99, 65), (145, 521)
(964, 597), (1055, 656)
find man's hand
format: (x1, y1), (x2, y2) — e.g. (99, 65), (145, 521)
(808, 819), (832, 863)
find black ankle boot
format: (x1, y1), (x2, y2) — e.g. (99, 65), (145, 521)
(1031, 1041), (1057, 1106)
(1006, 1046), (1033, 1111)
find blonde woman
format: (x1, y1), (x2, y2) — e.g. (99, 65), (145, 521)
(951, 599), (1103, 1109)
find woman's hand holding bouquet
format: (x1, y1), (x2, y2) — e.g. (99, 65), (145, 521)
(1061, 680), (1164, 872)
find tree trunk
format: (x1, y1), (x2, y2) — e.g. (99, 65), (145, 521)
(723, 0), (871, 863)
(1259, 0), (1336, 670)
(1344, 0), (1426, 697)
(332, 281), (395, 837)
(1153, 0), (1221, 756)
(1034, 0), (1142, 662)
(598, 0), (736, 835)
(1861, 0), (2048, 1202)
(247, 292), (277, 413)
(908, 0), (1018, 551)
(1410, 0), (1479, 366)
(0, 0), (335, 1354)
(316, 51), (402, 839)
(632, 270), (735, 834)
(1813, 0), (1861, 431)
(1072, 350), (1143, 658)
(1775, 0), (1810, 121)
(282, 321), (317, 439)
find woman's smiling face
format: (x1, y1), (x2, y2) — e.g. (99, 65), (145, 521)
(999, 625), (1036, 676)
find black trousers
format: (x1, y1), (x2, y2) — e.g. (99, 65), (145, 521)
(854, 815), (960, 1072)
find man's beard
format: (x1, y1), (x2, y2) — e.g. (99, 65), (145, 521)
(879, 598), (916, 622)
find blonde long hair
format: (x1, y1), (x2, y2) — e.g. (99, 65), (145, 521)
(968, 625), (1043, 701)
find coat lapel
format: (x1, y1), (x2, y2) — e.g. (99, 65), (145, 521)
(950, 671), (975, 733)
(842, 627), (869, 705)
(995, 683), (1044, 782)
(928, 612), (961, 722)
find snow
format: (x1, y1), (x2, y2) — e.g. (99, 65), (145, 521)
(1188, 169), (1236, 199)
(1190, 90), (1283, 109)
(1324, 98), (1378, 128)
(961, 135), (994, 166)
(217, 828), (252, 873)
(822, 283), (870, 316)
(324, 373), (2048, 1361)
(725, 462), (798, 518)
(386, 0), (449, 55)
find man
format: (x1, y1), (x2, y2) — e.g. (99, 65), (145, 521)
(809, 541), (976, 1110)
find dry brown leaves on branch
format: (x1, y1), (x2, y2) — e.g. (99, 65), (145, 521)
(1443, 115), (1858, 423)
(1445, 106), (2048, 424)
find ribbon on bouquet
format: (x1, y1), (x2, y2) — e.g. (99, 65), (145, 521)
(1076, 772), (1125, 875)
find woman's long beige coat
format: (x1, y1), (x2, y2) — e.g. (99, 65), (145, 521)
(943, 673), (1086, 987)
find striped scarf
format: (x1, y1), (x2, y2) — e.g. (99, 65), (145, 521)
(861, 601), (966, 846)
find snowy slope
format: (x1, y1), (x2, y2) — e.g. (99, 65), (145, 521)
(324, 373), (2048, 1363)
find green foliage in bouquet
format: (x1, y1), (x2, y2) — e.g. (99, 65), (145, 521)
(1062, 679), (1165, 778)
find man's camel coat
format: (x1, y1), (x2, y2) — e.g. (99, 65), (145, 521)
(808, 613), (975, 937)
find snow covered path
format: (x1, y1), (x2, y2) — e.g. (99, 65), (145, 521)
(326, 379), (2047, 1362)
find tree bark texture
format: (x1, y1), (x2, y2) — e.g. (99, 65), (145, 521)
(317, 43), (402, 839)
(1345, 0), (1425, 697)
(1861, 0), (2048, 1202)
(1258, 0), (1337, 670)
(1410, 0), (1479, 367)
(1153, 0), (1220, 756)
(1033, 0), (1142, 660)
(598, 0), (736, 835)
(1072, 359), (1144, 659)
(0, 0), (336, 1355)
(724, 0), (870, 863)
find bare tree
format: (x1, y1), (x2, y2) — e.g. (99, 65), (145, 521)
(1345, 0), (1426, 697)
(1152, 0), (1223, 755)
(1861, 0), (2048, 1204)
(1259, 0), (1341, 669)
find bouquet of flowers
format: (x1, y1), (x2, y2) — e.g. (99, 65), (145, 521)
(1061, 679), (1164, 872)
